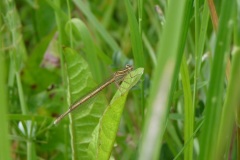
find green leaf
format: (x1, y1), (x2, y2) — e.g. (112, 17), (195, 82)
(89, 68), (144, 160)
(63, 47), (143, 159)
(63, 47), (108, 160)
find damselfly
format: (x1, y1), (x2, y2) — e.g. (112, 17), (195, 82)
(54, 65), (133, 124)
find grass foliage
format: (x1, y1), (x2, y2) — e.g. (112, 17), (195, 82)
(0, 0), (240, 160)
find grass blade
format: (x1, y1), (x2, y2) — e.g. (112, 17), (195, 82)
(199, 0), (234, 159)
(217, 47), (240, 158)
(138, 0), (193, 159)
(73, 0), (120, 52)
(124, 0), (145, 68)
(0, 44), (11, 160)
(180, 56), (194, 160)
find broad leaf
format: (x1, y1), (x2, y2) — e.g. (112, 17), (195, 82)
(64, 47), (143, 159)
(88, 68), (144, 160)
(64, 47), (108, 160)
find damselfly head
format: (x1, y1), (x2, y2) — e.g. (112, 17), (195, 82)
(125, 64), (133, 71)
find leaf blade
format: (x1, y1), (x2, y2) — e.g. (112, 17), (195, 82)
(64, 47), (108, 160)
(93, 68), (144, 160)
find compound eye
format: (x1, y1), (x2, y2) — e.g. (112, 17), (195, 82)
(126, 64), (133, 68)
(125, 64), (133, 71)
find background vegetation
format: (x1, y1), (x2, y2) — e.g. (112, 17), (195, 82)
(0, 0), (240, 160)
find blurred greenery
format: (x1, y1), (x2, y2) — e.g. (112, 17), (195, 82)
(0, 0), (239, 160)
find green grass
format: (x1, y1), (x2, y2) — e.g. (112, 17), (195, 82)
(0, 0), (240, 160)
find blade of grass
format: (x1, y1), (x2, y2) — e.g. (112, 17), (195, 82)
(142, 33), (157, 66)
(174, 120), (204, 160)
(73, 0), (120, 52)
(138, 0), (143, 35)
(53, 1), (70, 159)
(216, 47), (240, 159)
(193, 0), (209, 115)
(207, 0), (218, 31)
(138, 0), (193, 159)
(0, 33), (11, 160)
(165, 120), (183, 157)
(234, 2), (240, 159)
(4, 0), (28, 115)
(199, 0), (234, 159)
(124, 0), (145, 68)
(180, 55), (194, 160)
(53, 0), (68, 99)
(3, 1), (36, 159)
(101, 0), (117, 28)
(124, 0), (145, 131)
